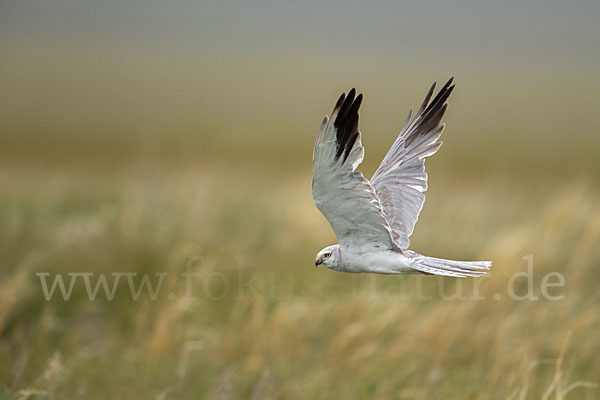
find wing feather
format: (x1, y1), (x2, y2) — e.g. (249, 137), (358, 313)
(371, 78), (455, 250)
(312, 90), (394, 250)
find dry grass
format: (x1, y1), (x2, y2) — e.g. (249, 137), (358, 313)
(0, 157), (599, 399)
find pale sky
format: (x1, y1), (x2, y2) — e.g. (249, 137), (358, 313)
(2, 1), (599, 158)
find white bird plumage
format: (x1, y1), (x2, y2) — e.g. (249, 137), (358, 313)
(312, 79), (491, 277)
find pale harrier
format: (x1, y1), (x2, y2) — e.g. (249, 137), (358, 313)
(313, 79), (491, 277)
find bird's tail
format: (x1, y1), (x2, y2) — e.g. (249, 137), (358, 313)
(410, 254), (491, 278)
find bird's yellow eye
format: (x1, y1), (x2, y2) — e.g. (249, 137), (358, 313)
(324, 253), (331, 258)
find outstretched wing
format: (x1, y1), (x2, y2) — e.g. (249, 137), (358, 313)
(312, 89), (394, 250)
(371, 78), (455, 250)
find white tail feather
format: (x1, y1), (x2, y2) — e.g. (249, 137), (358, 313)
(411, 255), (491, 278)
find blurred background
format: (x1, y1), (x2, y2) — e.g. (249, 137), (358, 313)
(1, 1), (599, 399)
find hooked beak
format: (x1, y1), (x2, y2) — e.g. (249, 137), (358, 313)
(315, 259), (322, 267)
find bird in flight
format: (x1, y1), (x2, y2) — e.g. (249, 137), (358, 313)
(312, 78), (491, 277)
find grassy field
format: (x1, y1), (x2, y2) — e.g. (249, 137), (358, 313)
(2, 2), (600, 398)
(0, 139), (599, 399)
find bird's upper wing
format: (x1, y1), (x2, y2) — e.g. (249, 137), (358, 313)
(370, 78), (455, 250)
(312, 89), (394, 250)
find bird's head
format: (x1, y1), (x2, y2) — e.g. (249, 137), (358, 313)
(315, 245), (340, 269)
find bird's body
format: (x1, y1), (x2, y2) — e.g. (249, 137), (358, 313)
(312, 79), (491, 277)
(324, 245), (413, 274)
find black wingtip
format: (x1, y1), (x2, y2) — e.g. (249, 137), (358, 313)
(337, 88), (356, 120)
(404, 78), (455, 146)
(349, 93), (363, 116)
(419, 82), (437, 113)
(333, 88), (362, 164)
(333, 92), (346, 113)
(424, 78), (455, 115)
